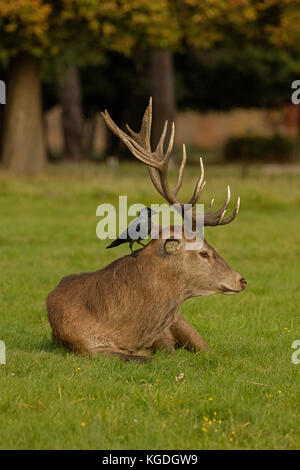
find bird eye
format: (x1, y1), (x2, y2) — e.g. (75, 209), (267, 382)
(199, 251), (209, 259)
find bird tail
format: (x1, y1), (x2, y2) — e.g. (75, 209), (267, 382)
(106, 238), (122, 249)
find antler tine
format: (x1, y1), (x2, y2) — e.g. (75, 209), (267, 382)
(147, 119), (178, 201)
(163, 121), (175, 166)
(101, 109), (161, 170)
(146, 118), (176, 199)
(152, 120), (175, 166)
(102, 98), (240, 229)
(173, 144), (187, 195)
(188, 156), (206, 205)
(102, 97), (173, 170)
(126, 98), (174, 166)
(102, 98), (178, 204)
(154, 120), (169, 159)
(203, 185), (230, 226)
(203, 186), (240, 226)
(173, 150), (206, 208)
(218, 196), (240, 225)
(126, 97), (152, 152)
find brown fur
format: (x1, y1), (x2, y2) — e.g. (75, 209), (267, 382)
(46, 228), (246, 361)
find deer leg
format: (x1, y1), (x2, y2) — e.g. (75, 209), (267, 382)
(170, 315), (210, 352)
(152, 328), (176, 353)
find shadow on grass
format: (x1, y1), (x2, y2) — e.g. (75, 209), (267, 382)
(28, 335), (217, 373)
(39, 337), (70, 357)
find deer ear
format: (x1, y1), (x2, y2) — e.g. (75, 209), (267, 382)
(164, 239), (182, 255)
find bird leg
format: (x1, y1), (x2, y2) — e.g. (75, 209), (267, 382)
(129, 240), (145, 253)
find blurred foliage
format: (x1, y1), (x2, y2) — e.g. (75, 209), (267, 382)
(175, 45), (298, 110)
(0, 0), (179, 64)
(265, 0), (300, 52)
(42, 42), (298, 116)
(1, 0), (291, 64)
(224, 134), (295, 163)
(1, 0), (299, 112)
(1, 0), (300, 161)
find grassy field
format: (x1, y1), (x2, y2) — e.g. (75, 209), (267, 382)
(0, 162), (299, 450)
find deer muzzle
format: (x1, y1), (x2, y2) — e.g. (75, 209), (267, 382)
(220, 275), (247, 294)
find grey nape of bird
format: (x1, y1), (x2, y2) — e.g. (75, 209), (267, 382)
(106, 207), (157, 253)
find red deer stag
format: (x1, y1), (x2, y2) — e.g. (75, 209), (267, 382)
(46, 98), (246, 362)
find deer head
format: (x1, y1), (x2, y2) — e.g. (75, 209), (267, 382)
(101, 98), (246, 297)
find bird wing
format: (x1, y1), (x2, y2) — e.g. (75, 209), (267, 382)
(117, 226), (130, 241)
(127, 214), (150, 240)
(127, 217), (141, 240)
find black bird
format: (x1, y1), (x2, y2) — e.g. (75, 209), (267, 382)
(106, 207), (157, 253)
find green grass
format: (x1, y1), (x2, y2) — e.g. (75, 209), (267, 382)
(0, 162), (299, 450)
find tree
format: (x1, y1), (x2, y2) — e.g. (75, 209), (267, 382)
(57, 65), (84, 161)
(175, 45), (297, 111)
(0, 1), (51, 172)
(149, 0), (260, 152)
(151, 51), (175, 149)
(264, 0), (300, 160)
(1, 52), (47, 172)
(1, 0), (297, 171)
(0, 0), (179, 173)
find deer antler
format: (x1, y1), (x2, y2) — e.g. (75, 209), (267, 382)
(101, 97), (240, 227)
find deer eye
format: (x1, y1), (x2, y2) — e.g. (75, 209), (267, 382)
(199, 251), (209, 259)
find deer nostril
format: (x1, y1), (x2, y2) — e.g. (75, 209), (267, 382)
(240, 277), (247, 288)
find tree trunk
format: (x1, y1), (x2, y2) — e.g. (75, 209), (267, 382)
(83, 114), (97, 158)
(151, 51), (176, 150)
(58, 66), (84, 161)
(1, 53), (47, 173)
